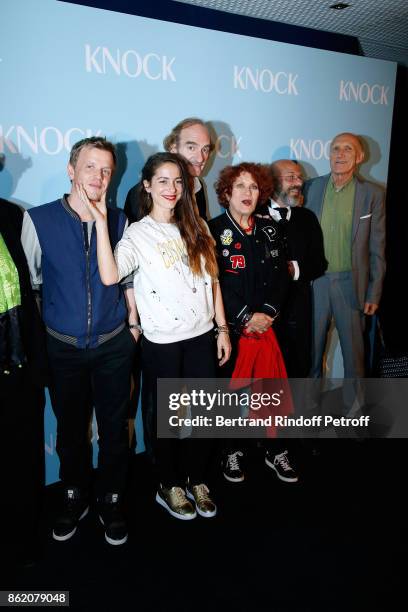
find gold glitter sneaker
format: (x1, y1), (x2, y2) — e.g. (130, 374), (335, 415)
(186, 483), (217, 518)
(156, 485), (197, 520)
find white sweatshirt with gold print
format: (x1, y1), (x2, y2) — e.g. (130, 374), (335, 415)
(114, 216), (214, 344)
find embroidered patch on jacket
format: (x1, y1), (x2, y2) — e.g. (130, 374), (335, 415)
(270, 249), (279, 257)
(220, 229), (233, 246)
(222, 249), (229, 257)
(230, 254), (246, 269)
(261, 226), (277, 242)
(234, 242), (242, 250)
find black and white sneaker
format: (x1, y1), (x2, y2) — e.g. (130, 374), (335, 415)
(223, 451), (245, 482)
(265, 450), (298, 483)
(99, 493), (128, 546)
(52, 487), (89, 541)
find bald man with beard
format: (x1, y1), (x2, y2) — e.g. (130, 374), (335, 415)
(259, 160), (327, 377)
(256, 160), (327, 481)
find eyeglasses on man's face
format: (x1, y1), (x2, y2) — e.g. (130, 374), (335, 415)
(280, 173), (303, 184)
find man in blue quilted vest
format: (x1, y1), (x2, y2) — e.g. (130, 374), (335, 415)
(22, 137), (138, 546)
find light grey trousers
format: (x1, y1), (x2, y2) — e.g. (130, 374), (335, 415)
(311, 272), (365, 379)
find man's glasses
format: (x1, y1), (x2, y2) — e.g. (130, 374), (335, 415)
(281, 174), (303, 183)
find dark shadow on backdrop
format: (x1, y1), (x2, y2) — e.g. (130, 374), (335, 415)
(204, 120), (237, 220)
(0, 146), (33, 209)
(357, 135), (385, 189)
(107, 140), (158, 210)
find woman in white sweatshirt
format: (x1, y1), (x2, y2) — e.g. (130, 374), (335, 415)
(79, 151), (231, 521)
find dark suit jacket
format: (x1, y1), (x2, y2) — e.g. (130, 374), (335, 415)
(124, 178), (208, 224)
(257, 203), (327, 374)
(303, 173), (386, 309)
(258, 204), (327, 282)
(0, 198), (48, 386)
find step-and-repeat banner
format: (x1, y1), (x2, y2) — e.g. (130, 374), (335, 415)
(1, 0), (397, 483)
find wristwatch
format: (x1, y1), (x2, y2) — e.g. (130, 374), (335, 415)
(128, 323), (142, 333)
(241, 312), (253, 327)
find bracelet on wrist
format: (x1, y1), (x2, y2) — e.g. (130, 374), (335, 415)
(215, 324), (229, 338)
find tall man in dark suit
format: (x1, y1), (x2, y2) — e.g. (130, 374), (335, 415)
(266, 160), (327, 377)
(124, 117), (212, 222)
(303, 133), (386, 378)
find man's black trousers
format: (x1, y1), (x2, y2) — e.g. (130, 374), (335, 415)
(47, 328), (135, 496)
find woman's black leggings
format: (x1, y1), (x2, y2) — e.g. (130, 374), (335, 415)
(142, 330), (216, 488)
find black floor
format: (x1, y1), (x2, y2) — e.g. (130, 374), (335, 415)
(5, 442), (404, 611)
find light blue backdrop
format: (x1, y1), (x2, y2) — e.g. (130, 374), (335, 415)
(1, 0), (397, 483)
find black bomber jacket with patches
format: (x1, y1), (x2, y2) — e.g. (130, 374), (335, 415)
(208, 210), (289, 333)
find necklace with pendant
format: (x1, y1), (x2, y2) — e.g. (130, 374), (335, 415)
(240, 215), (254, 234)
(147, 215), (198, 293)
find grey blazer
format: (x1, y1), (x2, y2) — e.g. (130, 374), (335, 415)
(303, 173), (386, 310)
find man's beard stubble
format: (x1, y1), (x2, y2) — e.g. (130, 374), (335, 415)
(277, 189), (301, 207)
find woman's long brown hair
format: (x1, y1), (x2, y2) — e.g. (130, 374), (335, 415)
(137, 152), (218, 278)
